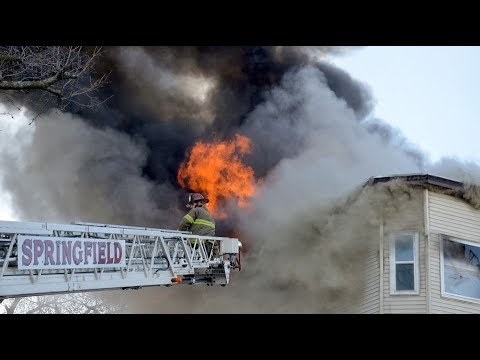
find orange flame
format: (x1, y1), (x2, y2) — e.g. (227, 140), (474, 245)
(177, 133), (258, 218)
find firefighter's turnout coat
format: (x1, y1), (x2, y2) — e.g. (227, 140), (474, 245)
(178, 205), (215, 236)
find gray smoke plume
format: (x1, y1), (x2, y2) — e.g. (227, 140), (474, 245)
(426, 158), (480, 209)
(113, 47), (217, 131)
(0, 109), (182, 228)
(1, 46), (479, 313)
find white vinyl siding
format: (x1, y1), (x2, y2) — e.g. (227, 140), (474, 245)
(336, 246), (380, 314)
(428, 191), (480, 313)
(355, 247), (380, 313)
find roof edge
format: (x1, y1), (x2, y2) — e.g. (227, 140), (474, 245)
(365, 173), (464, 191)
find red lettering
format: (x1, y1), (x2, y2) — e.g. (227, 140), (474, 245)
(106, 242), (114, 264)
(21, 239), (32, 266)
(98, 242), (106, 264)
(62, 241), (72, 265)
(84, 241), (92, 264)
(93, 242), (97, 264)
(56, 241), (61, 264)
(33, 239), (44, 265)
(73, 241), (82, 265)
(44, 240), (55, 265)
(114, 242), (122, 264)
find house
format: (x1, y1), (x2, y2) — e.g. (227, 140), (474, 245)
(350, 173), (480, 314)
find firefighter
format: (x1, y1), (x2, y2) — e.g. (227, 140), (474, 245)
(178, 193), (217, 257)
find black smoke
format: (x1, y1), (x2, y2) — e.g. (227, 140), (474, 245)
(66, 46), (383, 205)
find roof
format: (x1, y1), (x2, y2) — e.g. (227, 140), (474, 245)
(366, 173), (464, 191)
(363, 173), (480, 212)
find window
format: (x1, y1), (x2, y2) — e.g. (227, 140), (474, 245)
(441, 235), (480, 302)
(390, 231), (419, 294)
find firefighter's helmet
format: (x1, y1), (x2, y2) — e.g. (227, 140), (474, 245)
(187, 193), (209, 207)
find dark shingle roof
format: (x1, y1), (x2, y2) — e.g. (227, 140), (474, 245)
(366, 173), (463, 191)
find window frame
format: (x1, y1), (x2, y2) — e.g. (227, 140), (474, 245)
(440, 234), (480, 304)
(389, 231), (420, 295)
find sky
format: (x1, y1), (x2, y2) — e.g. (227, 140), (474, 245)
(328, 46), (480, 164)
(2, 46), (480, 222)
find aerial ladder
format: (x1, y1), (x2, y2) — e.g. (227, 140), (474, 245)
(0, 219), (242, 302)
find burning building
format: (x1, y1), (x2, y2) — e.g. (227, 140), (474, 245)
(342, 173), (480, 314)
